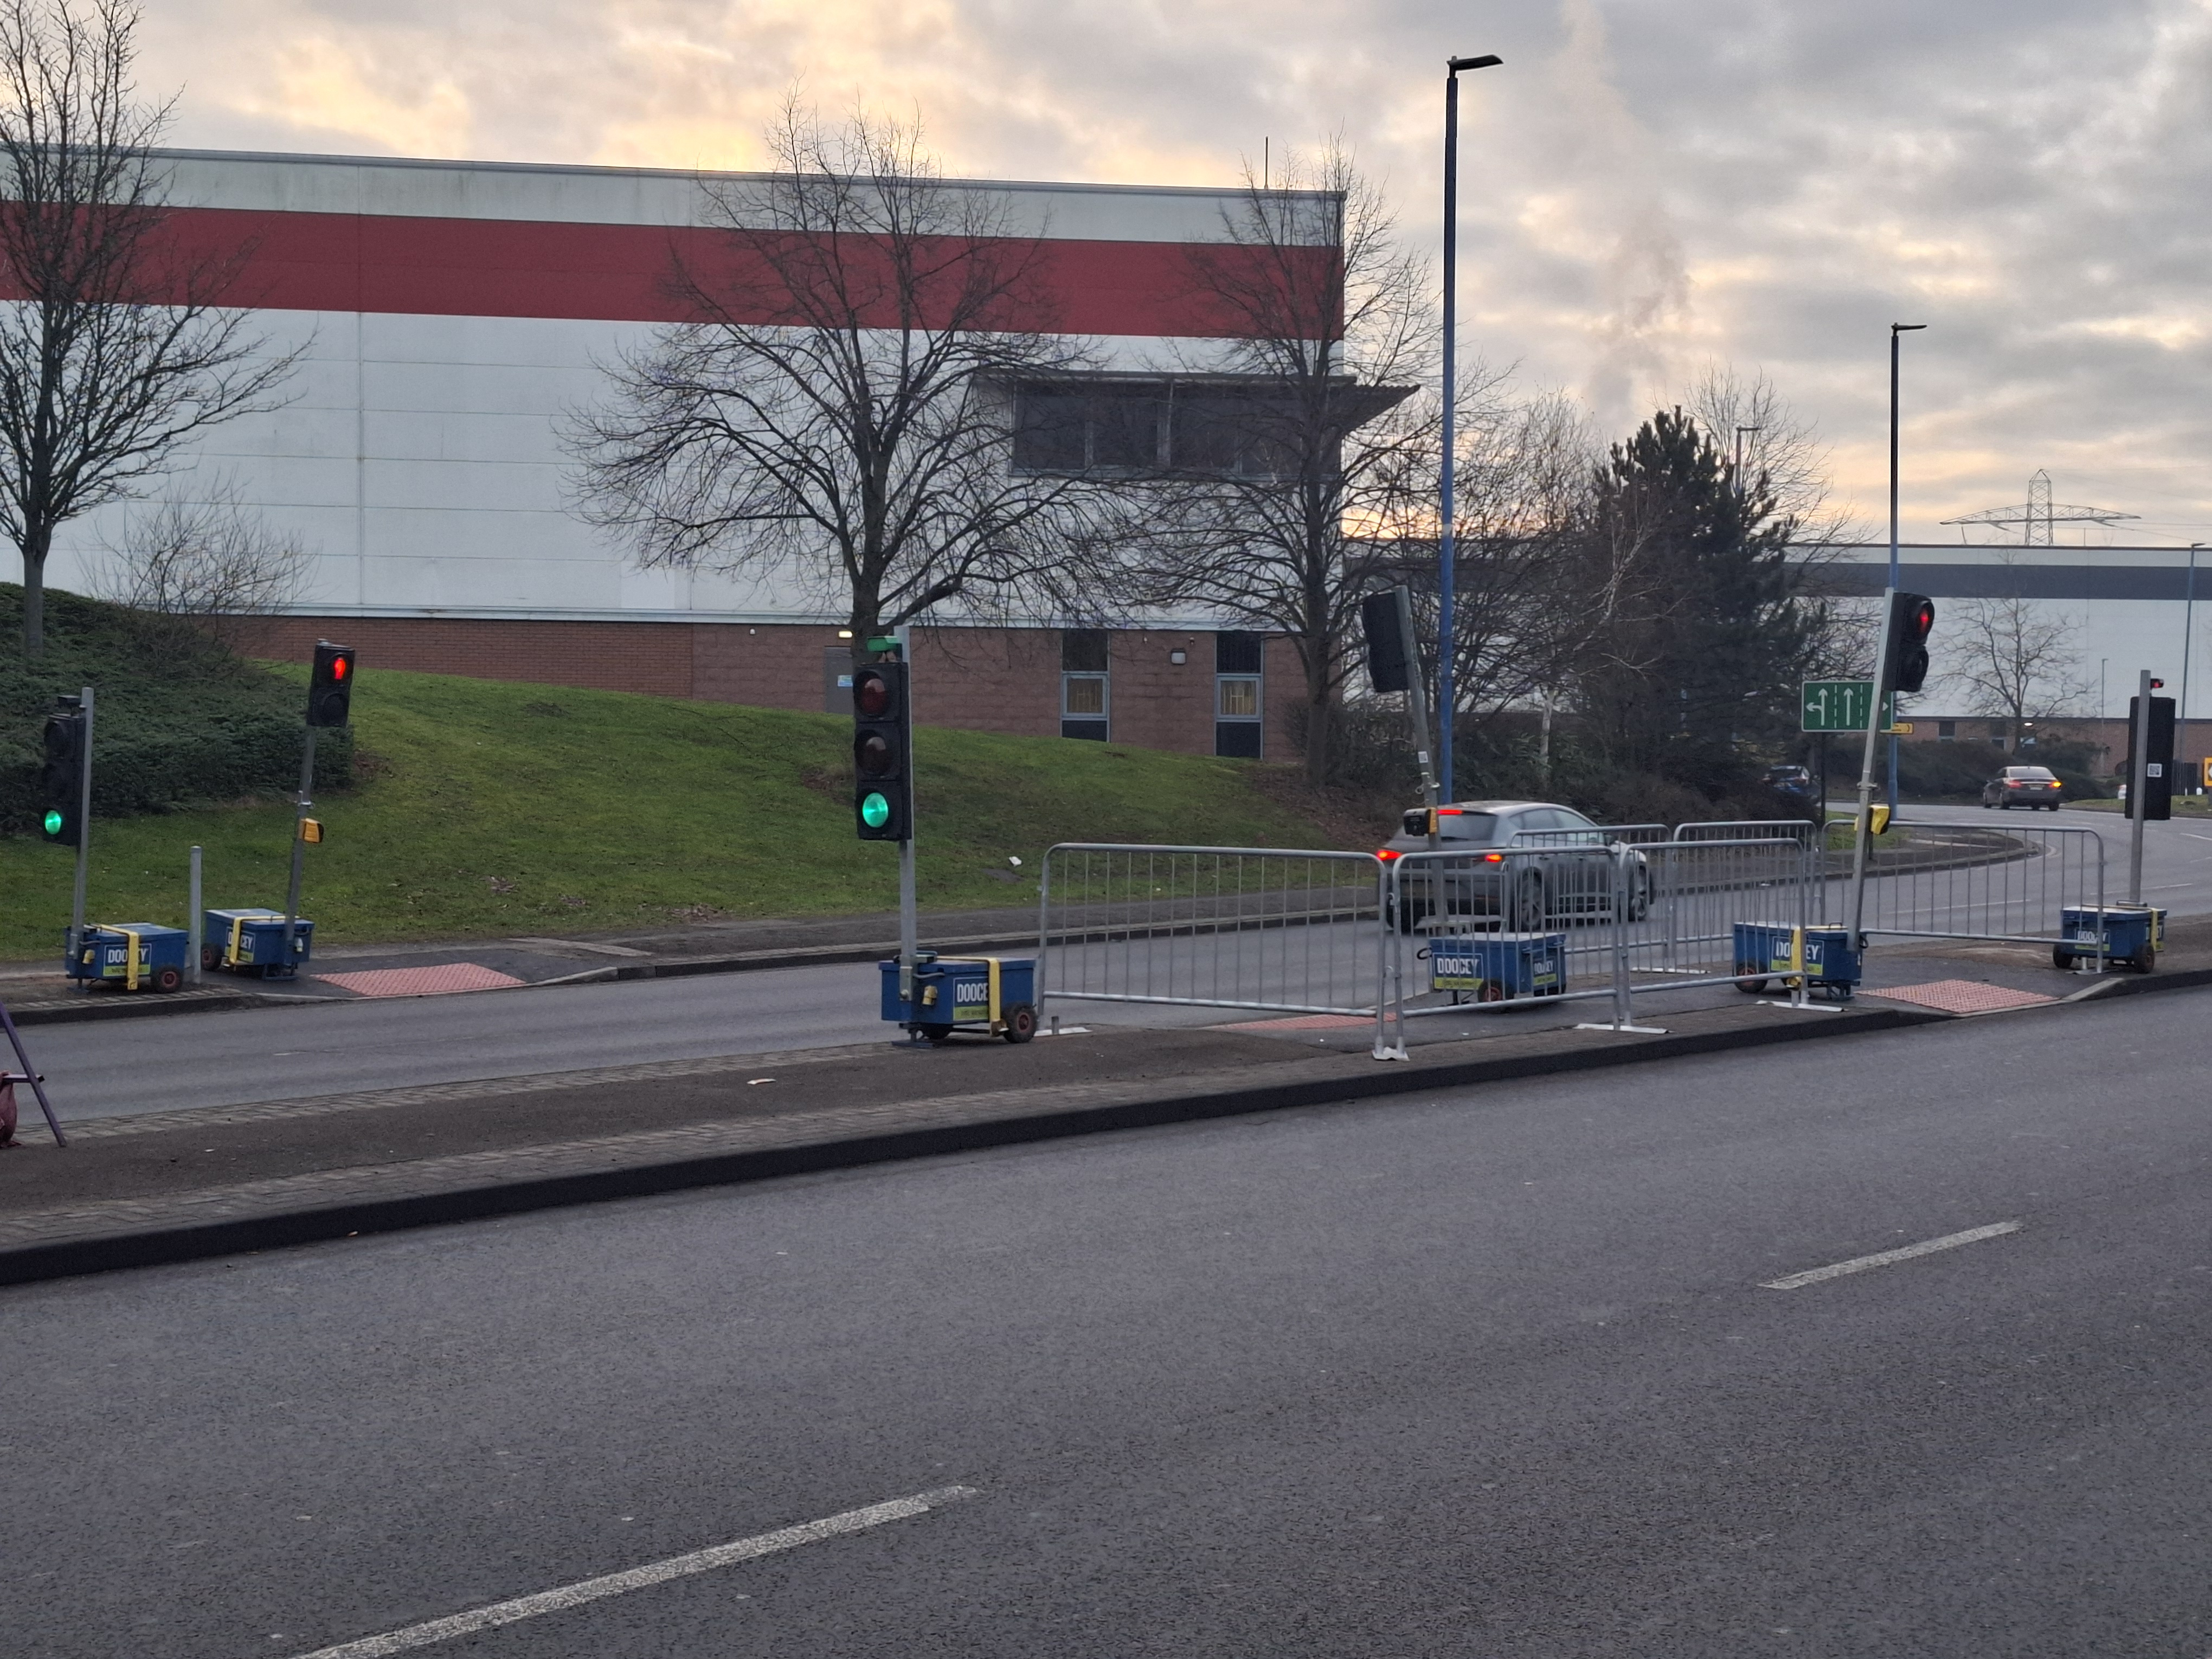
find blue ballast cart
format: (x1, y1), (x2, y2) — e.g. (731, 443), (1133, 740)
(1428, 932), (1565, 1002)
(204, 908), (314, 979)
(1732, 922), (1860, 1000)
(2054, 904), (2163, 973)
(880, 953), (1038, 1044)
(64, 923), (189, 993)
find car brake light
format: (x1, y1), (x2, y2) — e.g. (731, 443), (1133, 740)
(1377, 848), (1400, 860)
(1484, 852), (1504, 863)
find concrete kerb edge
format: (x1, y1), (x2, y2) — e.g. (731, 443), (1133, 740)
(0, 1001), (1951, 1288)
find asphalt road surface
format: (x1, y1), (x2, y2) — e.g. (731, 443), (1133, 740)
(25, 804), (2212, 1123)
(8, 988), (2212, 1657)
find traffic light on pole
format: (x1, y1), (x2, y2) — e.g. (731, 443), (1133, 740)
(37, 702), (86, 843)
(2125, 687), (2176, 821)
(1880, 591), (1936, 698)
(307, 641), (357, 727)
(852, 659), (911, 841)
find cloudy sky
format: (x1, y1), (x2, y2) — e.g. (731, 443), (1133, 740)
(142, 0), (2212, 548)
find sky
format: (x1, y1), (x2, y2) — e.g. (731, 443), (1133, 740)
(140, 0), (2212, 549)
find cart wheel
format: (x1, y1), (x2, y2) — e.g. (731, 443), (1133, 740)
(1475, 979), (1508, 1003)
(152, 966), (183, 994)
(201, 945), (220, 972)
(1002, 1003), (1037, 1044)
(2130, 947), (2156, 974)
(1733, 967), (1769, 994)
(2052, 946), (2072, 970)
(920, 1024), (956, 1045)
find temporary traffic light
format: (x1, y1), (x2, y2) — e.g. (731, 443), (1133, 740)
(307, 641), (357, 727)
(2124, 692), (2177, 822)
(1879, 591), (1936, 698)
(37, 701), (86, 844)
(1361, 590), (1412, 694)
(852, 659), (911, 841)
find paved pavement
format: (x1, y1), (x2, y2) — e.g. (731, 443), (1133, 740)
(6, 987), (2209, 1657)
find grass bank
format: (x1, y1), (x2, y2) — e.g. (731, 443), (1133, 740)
(0, 666), (1344, 961)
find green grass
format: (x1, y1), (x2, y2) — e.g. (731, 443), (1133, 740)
(0, 665), (1342, 960)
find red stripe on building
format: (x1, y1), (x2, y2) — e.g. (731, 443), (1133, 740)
(40, 206), (1316, 337)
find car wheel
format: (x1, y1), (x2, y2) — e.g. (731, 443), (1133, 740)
(1625, 874), (1651, 923)
(1512, 874), (1545, 931)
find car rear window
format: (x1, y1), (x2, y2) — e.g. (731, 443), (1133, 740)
(1399, 809), (1500, 841)
(2006, 768), (2056, 780)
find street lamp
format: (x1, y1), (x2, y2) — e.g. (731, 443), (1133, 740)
(2183, 543), (2202, 794)
(1886, 323), (1926, 806)
(1733, 425), (1761, 499)
(1437, 50), (1502, 803)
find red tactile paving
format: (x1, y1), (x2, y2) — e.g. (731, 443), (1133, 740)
(1218, 1013), (1377, 1031)
(312, 963), (529, 999)
(1863, 979), (2056, 1014)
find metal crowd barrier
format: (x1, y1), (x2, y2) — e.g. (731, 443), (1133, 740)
(1036, 844), (1396, 1057)
(1849, 820), (2105, 947)
(1619, 832), (1822, 999)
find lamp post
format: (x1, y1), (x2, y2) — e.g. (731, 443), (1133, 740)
(1886, 323), (1926, 811)
(1733, 425), (1761, 498)
(2183, 543), (2202, 794)
(1437, 50), (1502, 804)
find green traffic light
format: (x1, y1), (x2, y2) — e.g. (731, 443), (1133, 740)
(42, 808), (63, 836)
(859, 791), (891, 830)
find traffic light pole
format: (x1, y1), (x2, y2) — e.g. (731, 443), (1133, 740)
(2130, 668), (2152, 905)
(1393, 586), (1441, 815)
(283, 724), (317, 962)
(1847, 590), (1897, 947)
(896, 623), (917, 1006)
(67, 685), (93, 978)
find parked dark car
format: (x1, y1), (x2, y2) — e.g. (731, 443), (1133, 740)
(1981, 765), (2064, 809)
(1377, 800), (1650, 930)
(1763, 763), (1821, 823)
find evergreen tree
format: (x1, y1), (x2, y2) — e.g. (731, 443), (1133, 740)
(1573, 408), (1815, 796)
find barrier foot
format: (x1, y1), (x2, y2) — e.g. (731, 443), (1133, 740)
(1372, 1043), (1411, 1062)
(1573, 1021), (1668, 1035)
(1760, 999), (1846, 1013)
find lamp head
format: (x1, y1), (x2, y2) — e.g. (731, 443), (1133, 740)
(1448, 54), (1503, 72)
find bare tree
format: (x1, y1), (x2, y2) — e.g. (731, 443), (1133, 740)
(1129, 141), (1435, 783)
(92, 479), (309, 642)
(0, 0), (296, 653)
(571, 102), (1112, 658)
(1948, 557), (2093, 746)
(1686, 364), (1862, 551)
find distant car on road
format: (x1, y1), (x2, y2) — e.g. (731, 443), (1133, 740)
(1763, 763), (1822, 830)
(1982, 765), (2064, 810)
(1377, 800), (1649, 930)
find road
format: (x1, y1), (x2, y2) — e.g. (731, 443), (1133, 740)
(21, 803), (2212, 1124)
(8, 988), (2212, 1657)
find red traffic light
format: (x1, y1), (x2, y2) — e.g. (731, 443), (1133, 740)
(1904, 597), (1934, 641)
(332, 655), (349, 681)
(853, 668), (892, 717)
(2151, 678), (2166, 690)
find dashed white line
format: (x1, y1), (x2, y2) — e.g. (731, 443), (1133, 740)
(1760, 1221), (2023, 1290)
(285, 1484), (979, 1658)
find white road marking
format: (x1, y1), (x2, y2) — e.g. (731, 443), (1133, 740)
(286, 1484), (978, 1658)
(1760, 1221), (2022, 1290)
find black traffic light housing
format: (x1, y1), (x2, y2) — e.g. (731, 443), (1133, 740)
(852, 659), (912, 841)
(1360, 590), (1412, 693)
(37, 698), (86, 844)
(2125, 691), (2176, 821)
(307, 641), (357, 728)
(1880, 591), (1936, 698)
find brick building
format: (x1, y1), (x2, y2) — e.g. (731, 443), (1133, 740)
(44, 149), (1350, 760)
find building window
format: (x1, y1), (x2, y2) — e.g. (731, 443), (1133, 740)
(1014, 387), (1165, 473)
(1215, 631), (1263, 757)
(1062, 629), (1110, 741)
(1938, 719), (1956, 742)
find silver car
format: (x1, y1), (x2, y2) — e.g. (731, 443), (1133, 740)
(1377, 800), (1650, 930)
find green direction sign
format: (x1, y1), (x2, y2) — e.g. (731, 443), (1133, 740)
(1801, 680), (1897, 733)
